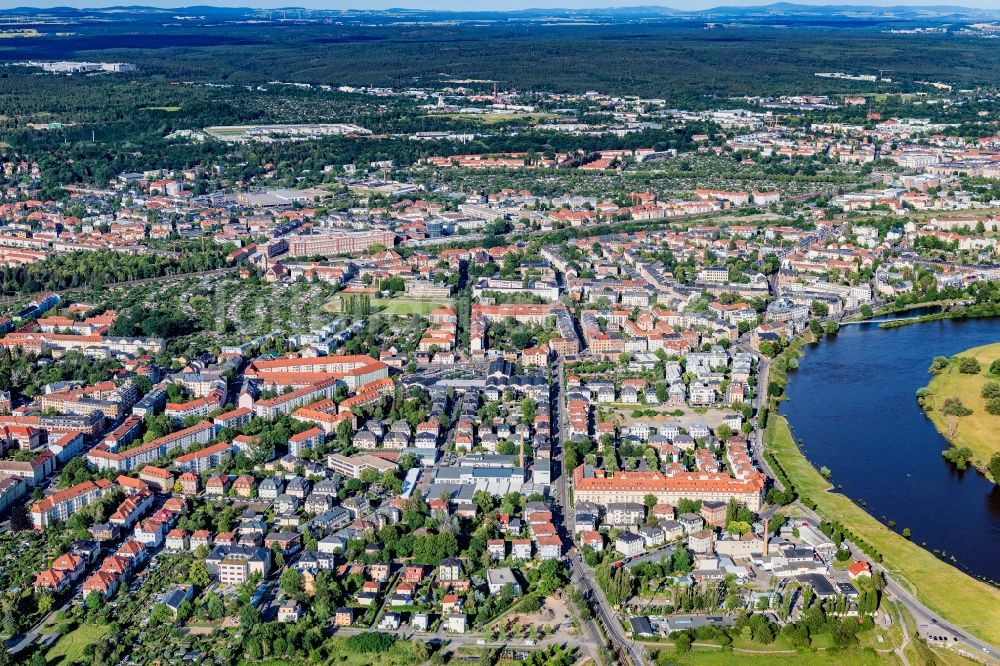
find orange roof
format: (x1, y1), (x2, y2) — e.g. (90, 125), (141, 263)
(31, 479), (111, 514)
(174, 441), (232, 463)
(140, 465), (172, 479)
(573, 465), (764, 495)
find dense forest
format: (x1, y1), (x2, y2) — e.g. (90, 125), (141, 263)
(3, 23), (1000, 100)
(2, 20), (1000, 187)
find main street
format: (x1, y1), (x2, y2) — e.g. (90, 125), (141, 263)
(551, 357), (646, 666)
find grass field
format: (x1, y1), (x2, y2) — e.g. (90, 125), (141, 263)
(655, 646), (896, 666)
(921, 342), (1000, 476)
(323, 295), (451, 316)
(142, 106), (181, 112)
(45, 623), (109, 666)
(765, 414), (1000, 646)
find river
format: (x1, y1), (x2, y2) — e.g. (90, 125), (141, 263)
(779, 314), (1000, 583)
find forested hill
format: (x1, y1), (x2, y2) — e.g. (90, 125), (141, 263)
(2, 13), (1000, 99)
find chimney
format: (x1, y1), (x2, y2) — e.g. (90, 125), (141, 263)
(763, 518), (769, 557)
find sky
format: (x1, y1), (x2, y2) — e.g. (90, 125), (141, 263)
(5, 0), (1000, 10)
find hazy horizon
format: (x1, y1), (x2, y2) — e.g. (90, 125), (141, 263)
(5, 0), (1000, 11)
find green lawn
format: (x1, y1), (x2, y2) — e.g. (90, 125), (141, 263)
(45, 623), (109, 666)
(374, 298), (451, 316)
(657, 647), (895, 666)
(922, 342), (1000, 476)
(765, 414), (1000, 646)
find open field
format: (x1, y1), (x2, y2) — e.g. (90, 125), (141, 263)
(765, 413), (1000, 646)
(45, 623), (110, 666)
(653, 646), (897, 666)
(921, 342), (1000, 475)
(142, 106), (181, 111)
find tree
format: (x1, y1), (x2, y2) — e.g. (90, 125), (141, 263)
(989, 453), (1000, 484)
(671, 547), (692, 573)
(473, 490), (495, 515)
(84, 590), (105, 612)
(942, 397), (972, 417)
(535, 559), (569, 596)
(943, 446), (975, 470)
(605, 566), (633, 606)
(281, 567), (302, 597)
(36, 591), (54, 615)
(188, 559), (211, 587)
(958, 357), (981, 374)
(810, 300), (829, 318)
(239, 603), (261, 629)
(206, 592), (225, 620)
(643, 493), (657, 512)
(149, 603), (174, 625)
(520, 397), (536, 424)
(928, 356), (950, 375)
(982, 382), (1000, 400)
(991, 359), (1000, 376)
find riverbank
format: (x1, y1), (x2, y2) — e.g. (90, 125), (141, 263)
(919, 343), (1000, 480)
(763, 333), (1000, 647)
(879, 300), (1000, 330)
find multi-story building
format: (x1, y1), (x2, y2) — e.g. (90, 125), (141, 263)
(326, 453), (398, 480)
(87, 421), (217, 472)
(30, 479), (115, 529)
(573, 464), (765, 512)
(173, 441), (233, 474)
(287, 230), (396, 258)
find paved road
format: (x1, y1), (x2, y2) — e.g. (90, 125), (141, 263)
(882, 571), (998, 663)
(551, 357), (646, 666)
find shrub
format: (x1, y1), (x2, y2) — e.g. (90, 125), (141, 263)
(958, 357), (981, 374)
(942, 397), (972, 417)
(942, 446), (974, 470)
(344, 632), (397, 654)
